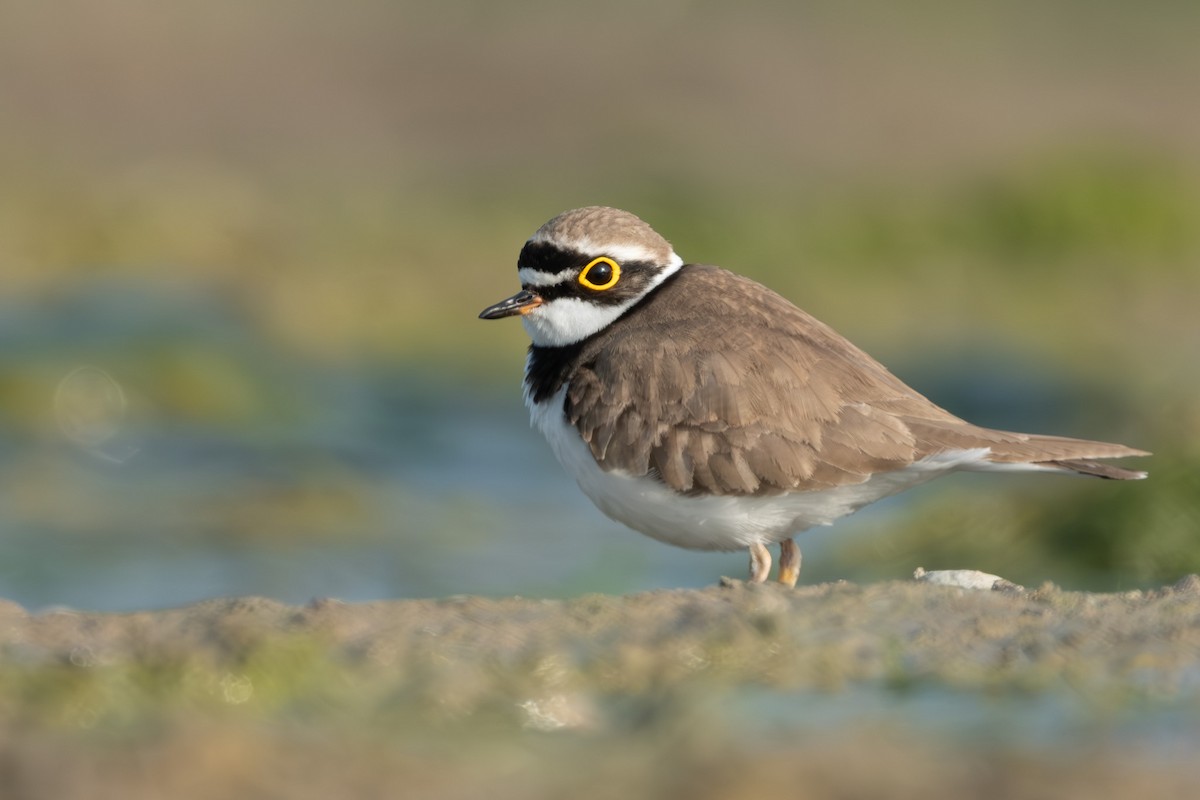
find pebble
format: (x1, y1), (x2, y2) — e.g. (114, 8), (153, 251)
(913, 567), (1024, 592)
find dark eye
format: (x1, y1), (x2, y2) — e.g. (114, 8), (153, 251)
(578, 257), (621, 291)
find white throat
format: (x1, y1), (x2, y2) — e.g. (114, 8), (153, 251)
(520, 253), (683, 347)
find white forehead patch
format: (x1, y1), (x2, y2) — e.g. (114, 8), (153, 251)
(518, 268), (570, 288)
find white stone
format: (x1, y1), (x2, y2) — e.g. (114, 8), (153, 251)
(913, 567), (1020, 591)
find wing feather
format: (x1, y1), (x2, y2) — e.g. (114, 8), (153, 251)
(563, 266), (932, 495)
(561, 265), (1145, 496)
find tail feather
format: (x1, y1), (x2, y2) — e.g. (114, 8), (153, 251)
(901, 417), (1150, 479)
(980, 430), (1150, 464)
(1036, 458), (1148, 480)
(983, 430), (1150, 480)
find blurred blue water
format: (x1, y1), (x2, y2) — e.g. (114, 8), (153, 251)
(0, 283), (773, 610)
(2, 374), (755, 610)
(0, 282), (1113, 611)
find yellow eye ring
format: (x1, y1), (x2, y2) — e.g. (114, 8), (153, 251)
(578, 257), (621, 291)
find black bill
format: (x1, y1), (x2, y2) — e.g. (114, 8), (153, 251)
(478, 289), (543, 319)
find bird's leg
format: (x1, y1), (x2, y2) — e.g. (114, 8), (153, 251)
(778, 539), (801, 588)
(748, 542), (772, 583)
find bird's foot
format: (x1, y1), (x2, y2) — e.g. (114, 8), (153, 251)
(748, 542), (772, 583)
(778, 539), (801, 588)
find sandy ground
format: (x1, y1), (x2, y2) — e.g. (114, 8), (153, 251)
(3, 577), (1200, 799)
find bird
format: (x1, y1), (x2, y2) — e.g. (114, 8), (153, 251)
(478, 206), (1149, 587)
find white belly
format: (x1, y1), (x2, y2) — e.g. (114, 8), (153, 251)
(527, 388), (987, 552)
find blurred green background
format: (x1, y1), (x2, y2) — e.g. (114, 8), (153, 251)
(1, 0), (1198, 610)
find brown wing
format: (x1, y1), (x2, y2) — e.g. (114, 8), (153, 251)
(564, 265), (1148, 496)
(564, 266), (950, 495)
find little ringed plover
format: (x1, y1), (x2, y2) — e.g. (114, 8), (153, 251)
(479, 206), (1149, 587)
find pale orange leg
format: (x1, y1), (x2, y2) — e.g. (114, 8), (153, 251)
(748, 542), (772, 583)
(778, 539), (801, 588)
